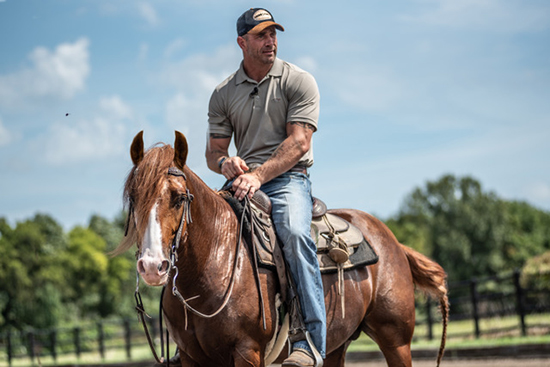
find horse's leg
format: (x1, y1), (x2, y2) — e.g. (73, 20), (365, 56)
(322, 340), (351, 367)
(233, 347), (263, 367)
(377, 342), (412, 367)
(363, 309), (414, 367)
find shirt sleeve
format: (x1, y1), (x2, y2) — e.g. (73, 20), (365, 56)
(286, 71), (320, 131)
(207, 88), (233, 137)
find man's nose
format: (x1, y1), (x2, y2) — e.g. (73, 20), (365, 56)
(265, 35), (276, 46)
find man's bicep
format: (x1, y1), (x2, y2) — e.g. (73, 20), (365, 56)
(287, 121), (315, 139)
(207, 133), (232, 155)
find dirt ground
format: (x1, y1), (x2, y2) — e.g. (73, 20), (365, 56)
(346, 358), (549, 367)
(270, 357), (550, 367)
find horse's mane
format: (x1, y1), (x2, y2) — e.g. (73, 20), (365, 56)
(113, 143), (175, 256)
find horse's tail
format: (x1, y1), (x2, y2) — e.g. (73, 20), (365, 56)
(400, 244), (449, 367)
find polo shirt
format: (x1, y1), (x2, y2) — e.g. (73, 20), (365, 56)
(208, 58), (319, 167)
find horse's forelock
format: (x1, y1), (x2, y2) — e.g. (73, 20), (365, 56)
(121, 144), (175, 245)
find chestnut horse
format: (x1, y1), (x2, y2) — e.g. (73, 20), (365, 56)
(115, 131), (449, 367)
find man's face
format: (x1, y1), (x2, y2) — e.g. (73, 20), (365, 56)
(240, 26), (278, 66)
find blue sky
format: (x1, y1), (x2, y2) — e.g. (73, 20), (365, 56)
(1, 0), (549, 230)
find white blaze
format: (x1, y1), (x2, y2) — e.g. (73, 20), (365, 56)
(142, 202), (163, 259)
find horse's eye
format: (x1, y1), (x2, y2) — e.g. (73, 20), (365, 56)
(173, 194), (185, 209)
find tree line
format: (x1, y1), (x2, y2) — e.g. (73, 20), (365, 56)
(1, 174), (549, 334)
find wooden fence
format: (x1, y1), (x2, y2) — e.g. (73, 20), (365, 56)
(418, 269), (550, 340)
(1, 269), (549, 365)
(0, 317), (160, 366)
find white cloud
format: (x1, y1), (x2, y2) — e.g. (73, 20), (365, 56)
(332, 64), (403, 112)
(0, 117), (12, 147)
(99, 95), (133, 120)
(0, 38), (90, 108)
(523, 181), (550, 202)
(138, 43), (149, 61)
(166, 93), (194, 131)
(164, 38), (187, 59)
(37, 95), (133, 165)
(403, 0), (550, 32)
(159, 43), (240, 93)
(292, 56), (318, 74)
(138, 2), (159, 26)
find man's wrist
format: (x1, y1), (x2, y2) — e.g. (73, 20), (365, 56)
(218, 156), (228, 170)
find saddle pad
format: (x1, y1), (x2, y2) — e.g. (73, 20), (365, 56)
(253, 210), (378, 274)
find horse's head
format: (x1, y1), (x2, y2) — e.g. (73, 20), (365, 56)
(120, 131), (192, 286)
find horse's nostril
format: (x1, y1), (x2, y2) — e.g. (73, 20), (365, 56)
(137, 260), (146, 274)
(158, 260), (170, 273)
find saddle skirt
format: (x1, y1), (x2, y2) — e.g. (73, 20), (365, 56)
(221, 190), (378, 274)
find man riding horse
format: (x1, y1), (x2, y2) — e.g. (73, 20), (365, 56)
(206, 8), (325, 367)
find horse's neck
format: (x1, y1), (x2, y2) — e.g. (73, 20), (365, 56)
(182, 169), (240, 273)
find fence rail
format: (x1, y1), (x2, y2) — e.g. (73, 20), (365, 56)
(417, 269), (550, 341)
(1, 269), (549, 365)
(0, 317), (162, 366)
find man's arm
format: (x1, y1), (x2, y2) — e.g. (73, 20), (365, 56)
(231, 121), (314, 200)
(205, 133), (231, 174)
(206, 133), (249, 179)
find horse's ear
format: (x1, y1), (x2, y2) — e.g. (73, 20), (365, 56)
(130, 131), (144, 166)
(174, 131), (188, 170)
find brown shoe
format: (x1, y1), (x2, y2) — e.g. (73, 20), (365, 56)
(282, 348), (316, 367)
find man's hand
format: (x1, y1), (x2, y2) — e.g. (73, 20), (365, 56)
(220, 156), (249, 180)
(232, 172), (261, 200)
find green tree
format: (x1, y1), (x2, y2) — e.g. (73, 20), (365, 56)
(88, 214), (135, 317)
(0, 214), (66, 331)
(61, 226), (111, 319)
(387, 175), (550, 281)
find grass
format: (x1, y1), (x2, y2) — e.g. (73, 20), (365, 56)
(2, 314), (549, 366)
(348, 313), (550, 352)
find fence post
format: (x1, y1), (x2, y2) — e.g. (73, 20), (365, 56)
(49, 329), (57, 362)
(124, 319), (132, 360)
(7, 330), (13, 367)
(426, 298), (434, 340)
(73, 327), (81, 359)
(27, 331), (36, 363)
(513, 269), (527, 336)
(470, 278), (481, 338)
(97, 321), (105, 360)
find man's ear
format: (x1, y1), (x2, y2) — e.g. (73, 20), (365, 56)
(237, 36), (246, 51)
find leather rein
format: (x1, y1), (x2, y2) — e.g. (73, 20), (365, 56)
(129, 166), (248, 364)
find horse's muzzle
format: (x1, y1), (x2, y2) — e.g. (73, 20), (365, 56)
(137, 253), (170, 286)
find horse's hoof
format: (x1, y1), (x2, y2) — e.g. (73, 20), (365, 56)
(282, 348), (316, 367)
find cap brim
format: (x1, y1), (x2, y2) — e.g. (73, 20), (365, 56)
(248, 21), (285, 35)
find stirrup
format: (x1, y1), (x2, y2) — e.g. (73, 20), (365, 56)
(288, 332), (323, 367)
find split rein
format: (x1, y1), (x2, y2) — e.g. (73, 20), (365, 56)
(127, 166), (248, 365)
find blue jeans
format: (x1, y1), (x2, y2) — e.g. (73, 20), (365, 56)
(261, 172), (326, 358)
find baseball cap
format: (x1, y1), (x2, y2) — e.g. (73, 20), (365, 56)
(237, 8), (285, 37)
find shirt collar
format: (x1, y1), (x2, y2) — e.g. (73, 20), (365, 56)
(236, 58), (283, 85)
